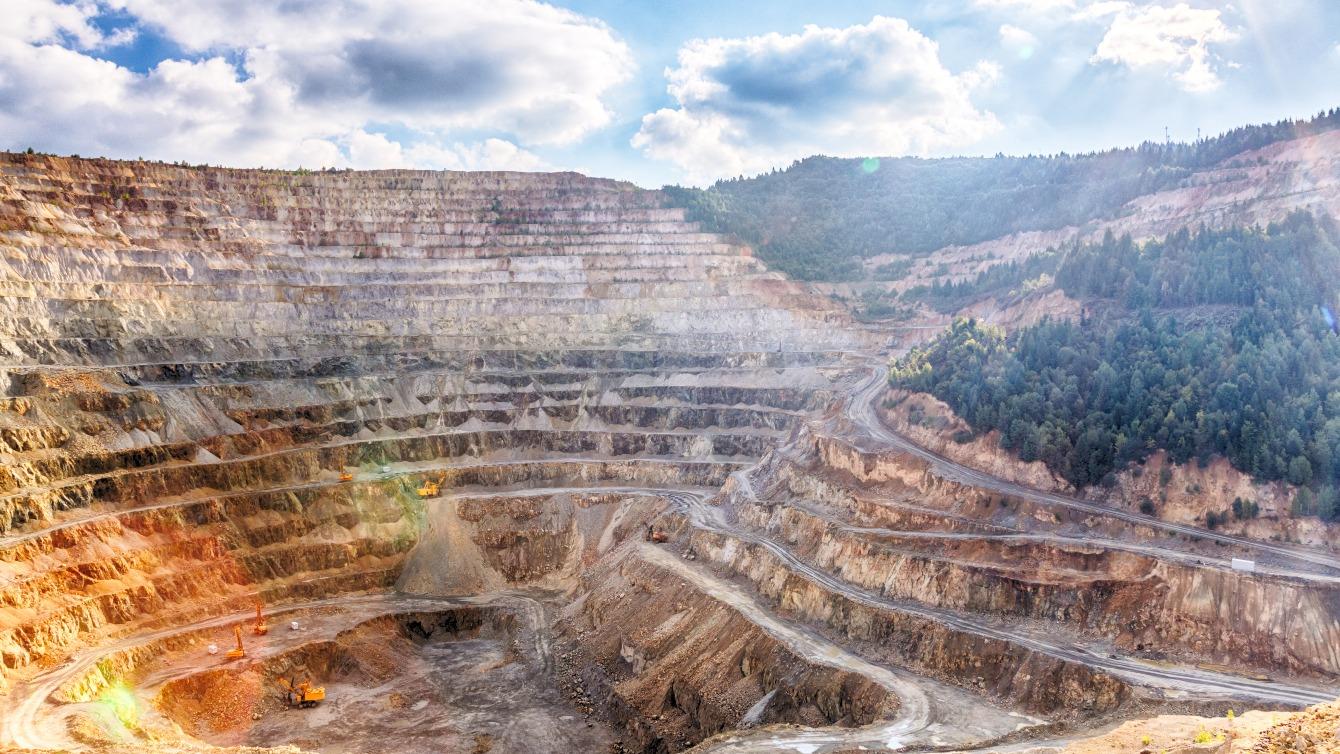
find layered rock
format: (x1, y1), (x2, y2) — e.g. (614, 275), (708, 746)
(737, 425), (1340, 684)
(0, 153), (866, 692)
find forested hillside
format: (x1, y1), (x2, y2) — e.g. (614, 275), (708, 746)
(668, 110), (1340, 281)
(890, 212), (1340, 518)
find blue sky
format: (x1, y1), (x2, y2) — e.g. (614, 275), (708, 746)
(2, 0), (1337, 186)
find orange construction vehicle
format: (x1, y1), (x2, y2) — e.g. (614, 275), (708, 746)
(417, 475), (443, 498)
(278, 676), (326, 708)
(225, 624), (246, 660)
(338, 471), (354, 482)
(252, 602), (269, 636)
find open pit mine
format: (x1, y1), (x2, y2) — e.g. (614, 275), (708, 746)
(0, 151), (1338, 754)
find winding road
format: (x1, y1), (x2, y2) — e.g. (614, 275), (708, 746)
(0, 591), (554, 751)
(638, 543), (946, 753)
(847, 368), (1340, 576)
(782, 495), (1340, 585)
(664, 486), (1337, 708)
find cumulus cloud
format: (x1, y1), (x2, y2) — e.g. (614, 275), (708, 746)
(4, 0), (109, 47)
(976, 0), (1240, 93)
(111, 0), (633, 145)
(1089, 3), (1239, 92)
(0, 0), (631, 169)
(632, 16), (1000, 184)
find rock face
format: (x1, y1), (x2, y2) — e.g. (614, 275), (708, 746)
(558, 545), (898, 751)
(0, 153), (863, 690)
(799, 428), (1340, 678)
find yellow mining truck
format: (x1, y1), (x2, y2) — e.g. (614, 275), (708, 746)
(278, 676), (326, 708)
(417, 476), (443, 498)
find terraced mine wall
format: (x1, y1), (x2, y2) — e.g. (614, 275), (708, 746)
(0, 153), (866, 690)
(797, 429), (1340, 679)
(3, 153), (1336, 754)
(558, 546), (898, 750)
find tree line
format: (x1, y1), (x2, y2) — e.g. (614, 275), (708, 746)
(891, 212), (1340, 519)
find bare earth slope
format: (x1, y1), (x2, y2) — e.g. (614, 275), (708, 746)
(895, 129), (1340, 277)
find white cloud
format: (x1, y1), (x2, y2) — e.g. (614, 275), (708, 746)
(4, 0), (108, 47)
(343, 131), (550, 171)
(1072, 1), (1132, 22)
(410, 139), (549, 172)
(1089, 3), (1239, 92)
(999, 24), (1039, 58)
(632, 16), (1000, 184)
(112, 0), (634, 146)
(999, 24), (1038, 47)
(0, 0), (629, 169)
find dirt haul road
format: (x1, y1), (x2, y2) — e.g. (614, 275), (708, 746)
(847, 367), (1340, 577)
(0, 591), (552, 752)
(666, 482), (1337, 708)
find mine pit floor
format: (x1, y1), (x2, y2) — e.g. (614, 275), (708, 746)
(7, 593), (614, 754)
(136, 600), (614, 754)
(166, 636), (614, 754)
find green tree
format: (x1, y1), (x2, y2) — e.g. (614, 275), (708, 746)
(889, 212), (1340, 516)
(1288, 456), (1314, 486)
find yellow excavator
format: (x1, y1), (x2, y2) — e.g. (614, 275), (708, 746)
(252, 602), (269, 636)
(225, 624), (246, 661)
(278, 676), (326, 708)
(338, 471), (354, 482)
(417, 475), (444, 498)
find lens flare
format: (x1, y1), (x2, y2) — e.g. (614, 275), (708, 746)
(96, 682), (141, 733)
(861, 157), (880, 174)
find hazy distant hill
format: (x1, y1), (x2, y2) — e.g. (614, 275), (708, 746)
(668, 109), (1340, 282)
